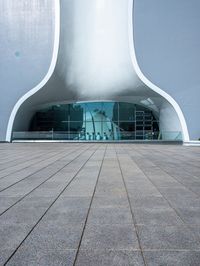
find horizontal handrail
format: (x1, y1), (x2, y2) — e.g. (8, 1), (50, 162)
(12, 131), (182, 141)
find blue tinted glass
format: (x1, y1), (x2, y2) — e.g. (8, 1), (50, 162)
(119, 102), (135, 121)
(102, 102), (118, 122)
(70, 103), (85, 121)
(85, 102), (102, 122)
(28, 101), (160, 141)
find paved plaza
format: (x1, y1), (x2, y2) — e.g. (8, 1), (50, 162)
(0, 143), (200, 265)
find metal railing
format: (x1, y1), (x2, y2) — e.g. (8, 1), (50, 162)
(12, 131), (182, 141)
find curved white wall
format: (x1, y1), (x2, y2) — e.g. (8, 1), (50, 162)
(159, 102), (182, 140)
(0, 0), (55, 141)
(4, 0), (189, 142)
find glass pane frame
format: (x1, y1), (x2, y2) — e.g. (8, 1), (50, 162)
(29, 101), (160, 141)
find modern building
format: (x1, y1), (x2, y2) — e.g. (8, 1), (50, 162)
(0, 0), (200, 143)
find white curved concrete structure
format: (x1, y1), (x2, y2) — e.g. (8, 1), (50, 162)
(5, 0), (189, 142)
(128, 0), (189, 142)
(1, 0), (199, 142)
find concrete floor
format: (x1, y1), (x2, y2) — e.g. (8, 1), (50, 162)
(0, 143), (200, 266)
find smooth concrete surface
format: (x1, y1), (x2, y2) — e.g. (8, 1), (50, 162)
(10, 0), (184, 142)
(1, 0), (200, 141)
(0, 143), (200, 265)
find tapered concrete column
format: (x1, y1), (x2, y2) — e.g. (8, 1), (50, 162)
(4, 0), (189, 142)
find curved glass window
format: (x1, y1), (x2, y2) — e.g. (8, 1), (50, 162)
(29, 102), (159, 140)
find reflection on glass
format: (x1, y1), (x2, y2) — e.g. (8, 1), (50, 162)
(102, 102), (117, 122)
(29, 101), (159, 141)
(70, 103), (84, 122)
(119, 102), (135, 122)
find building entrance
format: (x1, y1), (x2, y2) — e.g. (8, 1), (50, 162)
(18, 101), (159, 141)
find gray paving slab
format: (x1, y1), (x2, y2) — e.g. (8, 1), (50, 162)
(176, 207), (200, 225)
(92, 196), (129, 208)
(87, 206), (132, 225)
(137, 225), (200, 250)
(189, 226), (200, 239)
(6, 249), (76, 266)
(0, 143), (199, 265)
(143, 251), (200, 266)
(134, 207), (183, 226)
(80, 224), (139, 250)
(129, 195), (169, 208)
(20, 223), (84, 250)
(76, 250), (144, 266)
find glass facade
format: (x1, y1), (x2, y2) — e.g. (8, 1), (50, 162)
(28, 102), (159, 140)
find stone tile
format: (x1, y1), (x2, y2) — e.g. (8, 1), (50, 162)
(176, 207), (200, 225)
(129, 195), (169, 208)
(49, 196), (91, 209)
(81, 224), (139, 250)
(15, 196), (54, 209)
(0, 143), (200, 266)
(134, 207), (183, 226)
(0, 196), (21, 213)
(22, 223), (84, 250)
(97, 185), (125, 193)
(65, 189), (94, 197)
(187, 185), (200, 195)
(188, 226), (200, 240)
(144, 251), (200, 266)
(169, 197), (200, 208)
(7, 248), (76, 266)
(87, 207), (132, 225)
(0, 223), (31, 250)
(128, 189), (161, 199)
(138, 225), (200, 250)
(76, 249), (144, 266)
(0, 249), (15, 265)
(95, 190), (127, 197)
(42, 208), (88, 226)
(0, 206), (48, 225)
(159, 187), (197, 201)
(92, 196), (129, 208)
